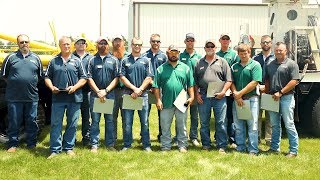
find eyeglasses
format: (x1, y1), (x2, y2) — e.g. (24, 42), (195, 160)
(261, 41), (271, 44)
(132, 44), (142, 47)
(186, 39), (194, 42)
(19, 41), (29, 44)
(221, 37), (230, 40)
(98, 42), (108, 45)
(151, 40), (161, 43)
(205, 45), (215, 48)
(76, 41), (86, 45)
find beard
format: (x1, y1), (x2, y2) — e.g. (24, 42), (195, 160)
(168, 56), (178, 62)
(112, 45), (125, 59)
(262, 46), (271, 51)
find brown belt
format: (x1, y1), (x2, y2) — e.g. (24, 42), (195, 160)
(242, 95), (258, 100)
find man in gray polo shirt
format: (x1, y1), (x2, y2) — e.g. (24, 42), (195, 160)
(265, 42), (299, 158)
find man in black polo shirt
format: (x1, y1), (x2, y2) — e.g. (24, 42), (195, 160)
(1, 34), (43, 152)
(45, 36), (87, 158)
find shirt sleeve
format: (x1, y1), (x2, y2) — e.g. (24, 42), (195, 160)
(187, 66), (195, 88)
(45, 59), (54, 79)
(146, 58), (154, 78)
(290, 61), (300, 80)
(153, 67), (160, 89)
(251, 62), (262, 83)
(1, 54), (12, 78)
(78, 60), (87, 79)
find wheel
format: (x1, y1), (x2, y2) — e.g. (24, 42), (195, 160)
(310, 95), (320, 137)
(301, 92), (320, 137)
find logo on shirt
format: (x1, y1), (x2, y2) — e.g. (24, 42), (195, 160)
(182, 58), (187, 61)
(140, 61), (146, 64)
(158, 58), (163, 60)
(200, 66), (205, 70)
(96, 65), (103, 68)
(125, 63), (131, 67)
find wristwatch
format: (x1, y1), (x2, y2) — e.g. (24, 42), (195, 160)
(279, 90), (284, 95)
(105, 88), (109, 94)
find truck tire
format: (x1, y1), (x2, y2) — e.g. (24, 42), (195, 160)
(0, 104), (46, 144)
(310, 95), (320, 137)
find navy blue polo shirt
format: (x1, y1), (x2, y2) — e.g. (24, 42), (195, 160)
(1, 50), (43, 102)
(142, 49), (167, 76)
(119, 54), (153, 92)
(45, 53), (87, 103)
(73, 52), (93, 92)
(253, 52), (275, 84)
(88, 53), (119, 97)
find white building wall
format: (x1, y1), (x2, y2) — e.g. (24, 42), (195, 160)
(129, 3), (268, 54)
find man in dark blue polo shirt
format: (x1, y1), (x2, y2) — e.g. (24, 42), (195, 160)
(1, 34), (43, 152)
(45, 36), (87, 159)
(120, 37), (153, 152)
(87, 37), (119, 153)
(73, 37), (93, 146)
(142, 34), (167, 141)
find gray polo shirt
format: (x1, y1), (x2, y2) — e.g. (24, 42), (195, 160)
(265, 58), (299, 94)
(194, 55), (232, 95)
(45, 53), (87, 103)
(1, 50), (43, 102)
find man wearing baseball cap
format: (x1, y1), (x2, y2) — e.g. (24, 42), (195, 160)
(179, 33), (202, 147)
(153, 45), (194, 153)
(194, 39), (232, 154)
(216, 33), (239, 148)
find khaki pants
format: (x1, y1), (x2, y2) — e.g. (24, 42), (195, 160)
(258, 109), (272, 142)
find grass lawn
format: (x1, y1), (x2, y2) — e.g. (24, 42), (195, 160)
(0, 106), (320, 179)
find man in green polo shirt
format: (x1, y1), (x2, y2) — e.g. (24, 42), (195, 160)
(179, 33), (202, 146)
(153, 45), (194, 153)
(230, 43), (262, 155)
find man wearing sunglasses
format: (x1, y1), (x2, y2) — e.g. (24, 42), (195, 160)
(179, 33), (202, 147)
(216, 33), (239, 149)
(1, 34), (43, 152)
(120, 37), (153, 152)
(253, 35), (275, 146)
(142, 34), (167, 142)
(73, 37), (93, 147)
(154, 45), (194, 153)
(194, 40), (232, 154)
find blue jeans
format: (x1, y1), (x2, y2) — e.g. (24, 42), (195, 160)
(122, 94), (150, 148)
(268, 94), (299, 154)
(50, 102), (80, 153)
(233, 96), (259, 154)
(81, 91), (90, 143)
(226, 96), (235, 143)
(189, 104), (199, 140)
(160, 107), (188, 150)
(113, 88), (124, 140)
(90, 95), (115, 148)
(198, 96), (228, 149)
(7, 102), (39, 148)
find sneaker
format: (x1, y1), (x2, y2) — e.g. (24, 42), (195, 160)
(202, 146), (210, 151)
(107, 147), (117, 151)
(144, 147), (152, 152)
(121, 147), (129, 152)
(230, 143), (237, 149)
(66, 150), (76, 156)
(179, 147), (188, 153)
(47, 152), (58, 159)
(90, 147), (98, 153)
(191, 139), (200, 147)
(249, 152), (258, 156)
(286, 153), (297, 158)
(218, 148), (226, 155)
(7, 147), (17, 153)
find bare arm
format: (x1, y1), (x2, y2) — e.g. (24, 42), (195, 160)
(154, 88), (163, 110)
(45, 78), (59, 94)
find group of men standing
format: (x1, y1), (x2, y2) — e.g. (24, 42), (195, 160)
(1, 33), (299, 158)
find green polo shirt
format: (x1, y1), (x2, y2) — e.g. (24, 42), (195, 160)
(153, 61), (194, 109)
(216, 48), (239, 67)
(231, 59), (262, 97)
(179, 49), (202, 72)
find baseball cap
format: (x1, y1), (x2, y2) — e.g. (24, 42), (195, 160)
(112, 34), (123, 42)
(96, 36), (108, 43)
(205, 39), (216, 46)
(185, 33), (195, 40)
(168, 44), (179, 51)
(220, 33), (230, 39)
(74, 37), (86, 44)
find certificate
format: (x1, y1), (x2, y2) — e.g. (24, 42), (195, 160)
(260, 93), (280, 112)
(93, 98), (114, 114)
(235, 100), (252, 120)
(207, 81), (225, 97)
(122, 94), (143, 110)
(173, 89), (188, 113)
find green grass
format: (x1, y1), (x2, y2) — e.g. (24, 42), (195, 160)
(1, 106), (320, 179)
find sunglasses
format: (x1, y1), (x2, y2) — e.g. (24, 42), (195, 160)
(205, 45), (215, 48)
(261, 41), (271, 44)
(221, 37), (230, 40)
(151, 40), (161, 43)
(186, 39), (194, 42)
(19, 41), (29, 44)
(132, 44), (142, 46)
(98, 42), (108, 45)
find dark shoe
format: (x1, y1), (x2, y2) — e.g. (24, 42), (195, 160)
(202, 146), (211, 151)
(266, 149), (280, 154)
